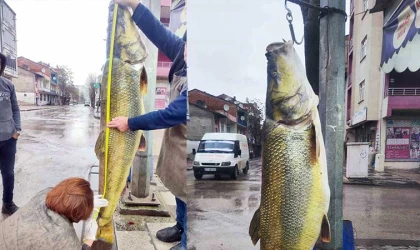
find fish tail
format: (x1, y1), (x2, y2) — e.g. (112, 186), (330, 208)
(96, 220), (114, 244)
(138, 133), (147, 151)
(249, 206), (261, 245)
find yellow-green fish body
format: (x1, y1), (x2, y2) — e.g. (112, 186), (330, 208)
(249, 41), (330, 250)
(94, 2), (148, 244)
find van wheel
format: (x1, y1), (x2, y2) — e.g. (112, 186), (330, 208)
(243, 162), (249, 175)
(194, 171), (203, 180)
(231, 165), (239, 180)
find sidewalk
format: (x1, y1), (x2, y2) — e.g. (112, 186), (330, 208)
(344, 168), (420, 187)
(19, 105), (64, 112)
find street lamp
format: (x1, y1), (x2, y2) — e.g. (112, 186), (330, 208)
(94, 83), (101, 112)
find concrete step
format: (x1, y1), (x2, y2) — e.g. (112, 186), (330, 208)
(116, 231), (155, 250)
(147, 223), (178, 250)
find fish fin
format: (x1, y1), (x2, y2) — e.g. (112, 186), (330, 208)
(140, 66), (148, 95)
(95, 130), (105, 159)
(138, 133), (147, 151)
(320, 214), (331, 243)
(249, 207), (261, 245)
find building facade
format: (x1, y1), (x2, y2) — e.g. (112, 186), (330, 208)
(368, 0), (420, 169)
(345, 0), (384, 169)
(346, 0), (420, 170)
(1, 2), (18, 80)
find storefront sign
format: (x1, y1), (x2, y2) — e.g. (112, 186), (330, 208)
(352, 107), (367, 126)
(385, 120), (420, 161)
(381, 0), (420, 66)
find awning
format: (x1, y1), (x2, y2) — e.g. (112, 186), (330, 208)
(381, 0), (420, 73)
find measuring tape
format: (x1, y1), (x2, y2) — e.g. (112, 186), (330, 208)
(94, 3), (119, 221)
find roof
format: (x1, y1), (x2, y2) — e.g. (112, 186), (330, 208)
(189, 102), (227, 118)
(189, 89), (247, 112)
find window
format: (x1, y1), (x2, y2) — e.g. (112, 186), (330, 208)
(363, 0), (369, 12)
(361, 36), (367, 60)
(359, 81), (365, 102)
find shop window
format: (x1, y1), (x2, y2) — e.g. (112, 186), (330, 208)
(359, 80), (365, 102)
(361, 36), (367, 61)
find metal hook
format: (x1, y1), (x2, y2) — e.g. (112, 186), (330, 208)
(285, 0), (304, 45)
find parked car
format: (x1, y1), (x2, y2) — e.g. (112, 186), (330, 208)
(192, 133), (250, 180)
(84, 101), (90, 107)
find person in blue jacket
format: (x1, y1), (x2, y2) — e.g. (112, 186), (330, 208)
(108, 1), (188, 250)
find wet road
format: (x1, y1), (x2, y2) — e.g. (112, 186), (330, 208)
(188, 159), (420, 249)
(0, 105), (100, 216)
(187, 159), (261, 250)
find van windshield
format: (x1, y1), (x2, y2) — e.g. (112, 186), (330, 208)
(197, 140), (235, 153)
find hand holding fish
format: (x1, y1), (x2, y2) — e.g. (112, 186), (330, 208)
(108, 117), (130, 132)
(114, 0), (140, 10)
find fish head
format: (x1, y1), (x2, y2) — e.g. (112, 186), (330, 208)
(107, 2), (148, 64)
(265, 40), (316, 124)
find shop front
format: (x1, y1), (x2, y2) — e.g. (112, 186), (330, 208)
(371, 0), (420, 168)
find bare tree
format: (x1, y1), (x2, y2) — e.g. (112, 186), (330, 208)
(86, 73), (98, 108)
(245, 98), (264, 158)
(56, 65), (78, 104)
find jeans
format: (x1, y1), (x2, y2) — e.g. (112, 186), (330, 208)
(176, 197), (187, 248)
(0, 138), (16, 204)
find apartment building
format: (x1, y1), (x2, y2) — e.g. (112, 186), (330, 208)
(346, 0), (384, 169)
(1, 1), (17, 80)
(347, 0), (420, 170)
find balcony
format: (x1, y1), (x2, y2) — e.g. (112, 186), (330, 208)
(349, 38), (353, 54)
(386, 88), (420, 116)
(157, 61), (173, 78)
(347, 109), (351, 121)
(347, 75), (353, 87)
(388, 88), (420, 96)
(350, 0), (355, 16)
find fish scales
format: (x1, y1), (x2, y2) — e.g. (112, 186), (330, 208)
(261, 124), (324, 249)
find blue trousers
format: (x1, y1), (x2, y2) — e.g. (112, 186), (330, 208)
(176, 197), (187, 248)
(0, 138), (16, 203)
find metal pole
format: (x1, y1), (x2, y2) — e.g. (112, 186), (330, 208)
(131, 0), (160, 196)
(319, 0), (346, 249)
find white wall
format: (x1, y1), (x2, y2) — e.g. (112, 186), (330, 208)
(16, 92), (35, 105)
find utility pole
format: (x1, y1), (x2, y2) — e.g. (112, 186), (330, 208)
(130, 0), (160, 197)
(318, 0), (346, 249)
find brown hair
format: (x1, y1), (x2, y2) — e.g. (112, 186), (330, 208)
(46, 177), (94, 223)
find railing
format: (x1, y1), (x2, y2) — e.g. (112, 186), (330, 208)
(347, 75), (352, 87)
(388, 88), (420, 96)
(349, 38), (353, 54)
(158, 62), (172, 68)
(347, 109), (351, 121)
(350, 0), (355, 15)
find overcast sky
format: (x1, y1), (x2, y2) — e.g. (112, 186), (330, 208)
(189, 0), (350, 104)
(8, 0), (109, 86)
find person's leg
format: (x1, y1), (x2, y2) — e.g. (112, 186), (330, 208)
(0, 138), (18, 214)
(175, 197), (187, 248)
(156, 198), (182, 242)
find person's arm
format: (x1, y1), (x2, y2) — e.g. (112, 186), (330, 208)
(10, 83), (21, 132)
(128, 90), (187, 131)
(131, 3), (184, 61)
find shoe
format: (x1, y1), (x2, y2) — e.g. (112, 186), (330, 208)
(2, 202), (19, 215)
(156, 224), (182, 243)
(169, 243), (186, 250)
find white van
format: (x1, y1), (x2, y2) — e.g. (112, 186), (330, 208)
(192, 133), (250, 180)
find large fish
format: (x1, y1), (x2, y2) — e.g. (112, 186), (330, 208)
(94, 2), (148, 244)
(249, 41), (331, 250)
